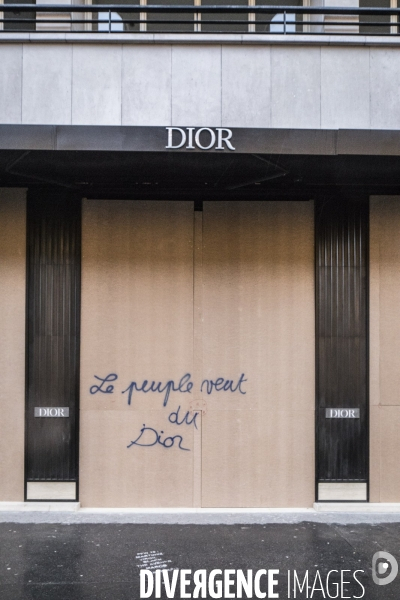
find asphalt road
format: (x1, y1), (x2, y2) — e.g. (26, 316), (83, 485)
(1, 521), (400, 600)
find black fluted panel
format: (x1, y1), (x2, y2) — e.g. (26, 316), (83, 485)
(26, 195), (81, 482)
(316, 200), (368, 483)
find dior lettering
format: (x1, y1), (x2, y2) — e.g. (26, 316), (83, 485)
(34, 407), (70, 417)
(166, 127), (235, 151)
(325, 408), (360, 418)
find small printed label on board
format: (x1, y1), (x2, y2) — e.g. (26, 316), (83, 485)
(325, 408), (360, 418)
(34, 407), (70, 417)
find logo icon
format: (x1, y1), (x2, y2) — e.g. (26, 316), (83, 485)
(372, 551), (398, 585)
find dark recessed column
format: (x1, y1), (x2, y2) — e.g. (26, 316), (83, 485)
(315, 199), (369, 502)
(25, 193), (81, 501)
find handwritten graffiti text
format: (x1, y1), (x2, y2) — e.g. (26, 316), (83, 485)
(127, 425), (190, 451)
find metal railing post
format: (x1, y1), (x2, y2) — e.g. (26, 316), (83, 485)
(83, 0), (91, 32)
(194, 0), (201, 33)
(248, 0), (255, 33)
(108, 9), (111, 32)
(303, 0), (310, 33)
(390, 0), (397, 34)
(140, 0), (147, 32)
(284, 10), (286, 33)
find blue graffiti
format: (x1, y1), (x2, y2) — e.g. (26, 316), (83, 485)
(127, 424), (190, 451)
(121, 373), (193, 407)
(200, 373), (247, 395)
(168, 405), (199, 429)
(90, 373), (118, 394)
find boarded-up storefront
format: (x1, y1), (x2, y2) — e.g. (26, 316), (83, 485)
(79, 200), (315, 507)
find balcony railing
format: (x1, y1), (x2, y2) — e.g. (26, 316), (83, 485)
(0, 4), (399, 35)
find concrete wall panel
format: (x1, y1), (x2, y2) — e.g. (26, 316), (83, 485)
(0, 189), (26, 501)
(370, 49), (400, 130)
(72, 45), (122, 125)
(0, 45), (22, 124)
(222, 46), (271, 128)
(321, 47), (370, 129)
(122, 45), (172, 126)
(171, 46), (221, 127)
(22, 45), (72, 125)
(0, 42), (400, 132)
(271, 47), (321, 129)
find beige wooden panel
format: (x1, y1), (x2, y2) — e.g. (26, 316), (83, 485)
(369, 405), (381, 502)
(0, 189), (26, 501)
(192, 211), (203, 507)
(369, 200), (381, 408)
(370, 197), (400, 502)
(201, 201), (315, 508)
(380, 407), (400, 502)
(80, 200), (195, 507)
(202, 409), (314, 507)
(370, 197), (400, 407)
(81, 410), (194, 507)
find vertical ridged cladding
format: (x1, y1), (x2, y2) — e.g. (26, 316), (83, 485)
(26, 195), (81, 482)
(316, 199), (368, 482)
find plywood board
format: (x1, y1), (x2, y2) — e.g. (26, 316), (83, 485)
(201, 201), (315, 507)
(370, 197), (400, 406)
(370, 197), (400, 502)
(202, 409), (314, 507)
(80, 200), (195, 507)
(80, 410), (194, 507)
(380, 406), (400, 502)
(0, 189), (26, 501)
(369, 405), (381, 502)
(369, 200), (381, 408)
(81, 199), (315, 508)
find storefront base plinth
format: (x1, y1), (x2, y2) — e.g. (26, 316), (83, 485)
(318, 483), (368, 501)
(26, 482), (77, 501)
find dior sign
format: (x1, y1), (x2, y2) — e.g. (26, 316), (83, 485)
(325, 408), (360, 418)
(34, 407), (70, 417)
(166, 127), (235, 151)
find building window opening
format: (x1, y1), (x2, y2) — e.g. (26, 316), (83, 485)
(359, 0), (396, 34)
(94, 0), (140, 32)
(200, 0), (249, 33)
(3, 0), (35, 30)
(146, 0), (196, 33)
(255, 0), (303, 33)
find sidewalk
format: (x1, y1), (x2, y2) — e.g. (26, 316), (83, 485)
(2, 503), (400, 524)
(0, 507), (400, 600)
